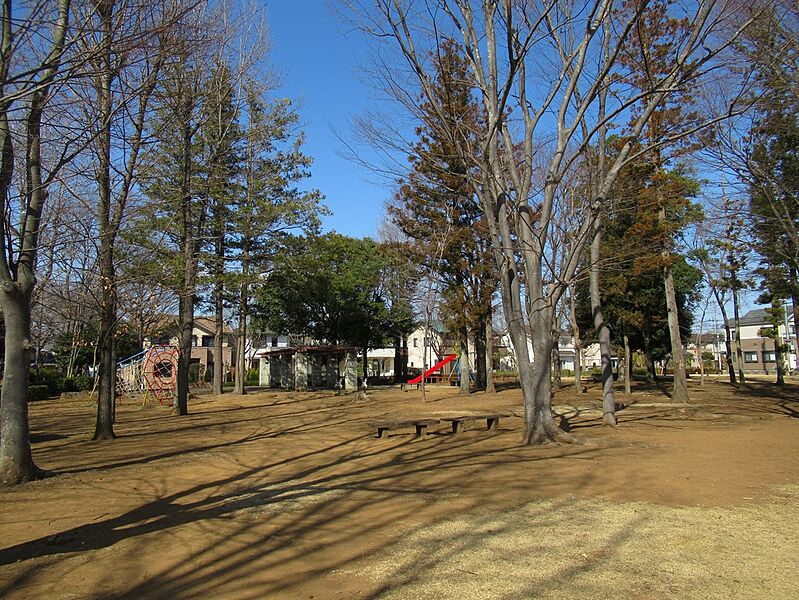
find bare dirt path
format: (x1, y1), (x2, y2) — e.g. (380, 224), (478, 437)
(1, 378), (798, 599)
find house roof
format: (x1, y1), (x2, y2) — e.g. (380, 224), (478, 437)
(726, 308), (794, 327)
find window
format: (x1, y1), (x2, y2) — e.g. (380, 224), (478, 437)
(413, 338), (418, 348)
(763, 351), (776, 363)
(201, 335), (214, 347)
(744, 351), (759, 363)
(271, 336), (278, 347)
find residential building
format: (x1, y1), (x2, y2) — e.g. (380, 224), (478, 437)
(727, 308), (797, 374)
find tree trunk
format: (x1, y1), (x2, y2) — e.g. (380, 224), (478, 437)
(569, 290), (583, 394)
(401, 335), (408, 383)
(485, 307), (495, 394)
(475, 315), (487, 390)
(551, 328), (561, 389)
(774, 334), (785, 386)
(590, 217), (617, 425)
(234, 320), (247, 395)
(174, 289), (193, 415)
(458, 326), (470, 394)
(790, 282), (799, 374)
(712, 289), (736, 385)
(362, 345), (369, 383)
(213, 277), (224, 395)
(643, 333), (656, 382)
(519, 309), (577, 445)
(732, 286), (746, 385)
(93, 3), (116, 439)
(623, 333), (632, 395)
(393, 335), (401, 384)
(663, 262), (689, 403)
(0, 286), (42, 485)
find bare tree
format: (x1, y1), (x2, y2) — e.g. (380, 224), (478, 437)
(352, 0), (756, 443)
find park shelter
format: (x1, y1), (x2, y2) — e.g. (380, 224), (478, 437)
(258, 346), (360, 391)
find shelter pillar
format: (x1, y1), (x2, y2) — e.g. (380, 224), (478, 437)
(344, 352), (358, 392)
(295, 352), (309, 390)
(259, 357), (270, 387)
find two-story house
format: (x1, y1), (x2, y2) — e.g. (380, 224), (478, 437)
(728, 308), (797, 374)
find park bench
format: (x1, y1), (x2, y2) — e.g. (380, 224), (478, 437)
(440, 412), (510, 433)
(368, 418), (441, 438)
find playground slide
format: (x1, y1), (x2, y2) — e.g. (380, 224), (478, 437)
(407, 354), (457, 385)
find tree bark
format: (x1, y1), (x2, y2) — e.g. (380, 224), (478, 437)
(623, 333), (632, 394)
(212, 251), (224, 395)
(0, 286), (41, 485)
(590, 216), (617, 425)
(519, 308), (577, 445)
(712, 289), (736, 385)
(458, 326), (470, 394)
(93, 0), (116, 440)
(485, 307), (495, 394)
(732, 286), (746, 385)
(661, 209), (689, 403)
(475, 315), (487, 390)
(569, 289), (583, 394)
(790, 281), (799, 374)
(234, 248), (250, 396)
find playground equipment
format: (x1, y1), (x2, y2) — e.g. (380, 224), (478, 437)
(407, 353), (457, 385)
(116, 345), (179, 405)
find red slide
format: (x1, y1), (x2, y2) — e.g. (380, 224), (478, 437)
(407, 354), (457, 385)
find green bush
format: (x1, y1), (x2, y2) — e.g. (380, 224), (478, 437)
(62, 376), (93, 392)
(560, 369), (574, 377)
(188, 363), (201, 383)
(247, 367), (259, 385)
(30, 367), (64, 395)
(28, 385), (50, 401)
(61, 377), (79, 392)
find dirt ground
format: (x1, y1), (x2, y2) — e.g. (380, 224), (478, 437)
(1, 376), (798, 599)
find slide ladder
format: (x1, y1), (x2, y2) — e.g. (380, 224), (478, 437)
(407, 354), (457, 385)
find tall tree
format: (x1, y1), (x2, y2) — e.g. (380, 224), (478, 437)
(229, 90), (324, 395)
(618, 0), (706, 403)
(358, 0), (753, 443)
(84, 0), (178, 439)
(0, 0), (78, 484)
(256, 234), (391, 357)
(390, 39), (495, 394)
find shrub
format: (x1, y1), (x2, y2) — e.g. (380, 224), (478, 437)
(62, 376), (93, 392)
(30, 367), (64, 395)
(61, 377), (79, 392)
(28, 385), (50, 401)
(560, 369), (574, 377)
(247, 367), (259, 385)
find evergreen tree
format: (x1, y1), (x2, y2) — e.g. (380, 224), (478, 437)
(390, 39), (496, 393)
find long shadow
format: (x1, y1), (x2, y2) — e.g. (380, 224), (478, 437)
(9, 382), (760, 598)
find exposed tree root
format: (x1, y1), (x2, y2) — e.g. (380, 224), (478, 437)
(0, 462), (51, 487)
(602, 412), (618, 427)
(522, 420), (583, 445)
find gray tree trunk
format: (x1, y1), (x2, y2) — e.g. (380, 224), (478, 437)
(485, 307), (495, 394)
(0, 287), (41, 484)
(569, 290), (583, 394)
(459, 326), (470, 394)
(590, 217), (617, 425)
(732, 286), (746, 385)
(660, 203), (688, 403)
(94, 1), (116, 439)
(475, 315), (487, 390)
(623, 333), (632, 394)
(212, 253), (224, 395)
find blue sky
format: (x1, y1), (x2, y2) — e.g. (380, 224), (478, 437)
(265, 1), (392, 239)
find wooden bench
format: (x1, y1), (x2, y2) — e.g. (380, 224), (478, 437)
(441, 412), (510, 434)
(368, 418), (441, 439)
